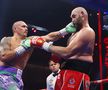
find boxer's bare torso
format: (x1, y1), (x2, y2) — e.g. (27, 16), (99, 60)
(0, 36), (33, 70)
(67, 27), (95, 62)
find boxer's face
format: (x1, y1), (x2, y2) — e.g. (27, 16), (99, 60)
(71, 13), (79, 27)
(71, 10), (83, 29)
(15, 22), (28, 37)
(49, 61), (60, 73)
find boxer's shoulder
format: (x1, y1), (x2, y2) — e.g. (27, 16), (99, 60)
(1, 36), (12, 44)
(28, 36), (39, 39)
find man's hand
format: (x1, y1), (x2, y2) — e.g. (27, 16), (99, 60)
(30, 37), (52, 52)
(31, 37), (45, 47)
(65, 22), (76, 33)
(15, 37), (46, 56)
(59, 22), (76, 36)
(21, 38), (31, 49)
(21, 37), (45, 48)
(21, 37), (53, 52)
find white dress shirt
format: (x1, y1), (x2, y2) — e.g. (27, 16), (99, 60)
(46, 69), (60, 90)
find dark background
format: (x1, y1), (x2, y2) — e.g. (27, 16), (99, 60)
(0, 0), (108, 90)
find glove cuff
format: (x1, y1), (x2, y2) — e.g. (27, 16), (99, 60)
(59, 28), (68, 37)
(42, 42), (52, 52)
(15, 46), (27, 56)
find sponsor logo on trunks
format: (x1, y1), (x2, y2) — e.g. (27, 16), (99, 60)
(68, 78), (75, 88)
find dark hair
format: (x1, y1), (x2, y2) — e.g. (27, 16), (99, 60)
(49, 54), (61, 63)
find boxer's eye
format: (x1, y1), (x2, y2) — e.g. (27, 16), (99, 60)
(72, 14), (76, 18)
(50, 64), (53, 66)
(22, 25), (28, 28)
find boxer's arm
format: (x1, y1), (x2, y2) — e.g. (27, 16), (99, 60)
(0, 37), (29, 62)
(0, 37), (16, 62)
(0, 46), (16, 62)
(41, 31), (63, 42)
(43, 30), (93, 60)
(41, 22), (76, 42)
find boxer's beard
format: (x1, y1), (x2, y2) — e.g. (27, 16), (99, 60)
(21, 32), (27, 37)
(75, 17), (83, 31)
(16, 31), (27, 38)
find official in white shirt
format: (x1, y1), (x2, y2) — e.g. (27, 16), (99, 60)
(46, 54), (61, 90)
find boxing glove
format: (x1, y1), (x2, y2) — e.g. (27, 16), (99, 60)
(22, 37), (53, 52)
(31, 37), (45, 47)
(59, 22), (76, 36)
(41, 42), (52, 52)
(21, 37), (45, 48)
(20, 38), (31, 49)
(15, 38), (31, 56)
(15, 37), (45, 56)
(31, 38), (53, 52)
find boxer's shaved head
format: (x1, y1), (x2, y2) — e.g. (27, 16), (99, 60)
(71, 7), (88, 18)
(12, 21), (27, 31)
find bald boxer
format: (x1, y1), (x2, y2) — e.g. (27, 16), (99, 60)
(0, 20), (76, 90)
(41, 7), (95, 90)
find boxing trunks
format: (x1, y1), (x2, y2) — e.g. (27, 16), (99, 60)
(0, 66), (23, 90)
(55, 70), (90, 90)
(55, 59), (92, 90)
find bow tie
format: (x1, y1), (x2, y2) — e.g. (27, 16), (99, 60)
(53, 73), (58, 77)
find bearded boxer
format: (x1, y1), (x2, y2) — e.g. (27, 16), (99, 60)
(0, 20), (76, 90)
(37, 7), (95, 90)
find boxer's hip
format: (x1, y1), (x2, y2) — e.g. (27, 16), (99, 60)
(0, 66), (23, 78)
(55, 70), (90, 90)
(61, 59), (92, 75)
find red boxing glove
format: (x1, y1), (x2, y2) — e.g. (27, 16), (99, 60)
(31, 37), (45, 47)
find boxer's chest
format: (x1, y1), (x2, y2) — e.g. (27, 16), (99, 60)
(10, 38), (21, 50)
(67, 33), (78, 45)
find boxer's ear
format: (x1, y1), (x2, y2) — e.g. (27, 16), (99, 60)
(81, 11), (84, 15)
(80, 11), (85, 20)
(80, 11), (84, 17)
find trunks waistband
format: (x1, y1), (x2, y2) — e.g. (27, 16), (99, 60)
(0, 66), (22, 77)
(64, 69), (89, 77)
(61, 59), (92, 75)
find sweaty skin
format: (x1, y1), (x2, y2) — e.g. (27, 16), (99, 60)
(48, 7), (95, 63)
(0, 21), (34, 69)
(0, 21), (67, 70)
